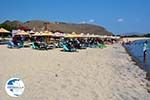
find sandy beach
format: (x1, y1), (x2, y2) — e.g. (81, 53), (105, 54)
(0, 42), (150, 100)
(122, 37), (150, 42)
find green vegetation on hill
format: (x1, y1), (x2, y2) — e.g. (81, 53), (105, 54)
(143, 33), (150, 37)
(0, 24), (17, 31)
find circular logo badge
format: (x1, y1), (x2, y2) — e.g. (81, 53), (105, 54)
(5, 78), (25, 97)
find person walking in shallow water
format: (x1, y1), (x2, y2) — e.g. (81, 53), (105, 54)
(143, 40), (148, 63)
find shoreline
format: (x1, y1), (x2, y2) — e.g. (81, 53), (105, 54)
(122, 37), (150, 93)
(123, 44), (143, 69)
(123, 44), (150, 93)
(122, 37), (150, 72)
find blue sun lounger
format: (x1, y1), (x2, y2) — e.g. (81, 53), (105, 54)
(62, 44), (76, 52)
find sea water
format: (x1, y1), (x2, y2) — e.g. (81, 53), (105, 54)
(125, 39), (150, 72)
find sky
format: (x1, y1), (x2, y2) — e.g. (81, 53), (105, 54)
(0, 0), (150, 34)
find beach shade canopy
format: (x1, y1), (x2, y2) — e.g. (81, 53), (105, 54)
(93, 35), (108, 39)
(64, 32), (82, 38)
(42, 31), (53, 36)
(84, 33), (91, 38)
(83, 33), (105, 38)
(15, 30), (30, 36)
(32, 32), (41, 36)
(0, 28), (11, 39)
(32, 31), (53, 37)
(95, 35), (106, 38)
(91, 34), (97, 38)
(53, 32), (65, 37)
(71, 32), (82, 37)
(64, 34), (76, 38)
(84, 33), (94, 38)
(0, 28), (10, 33)
(79, 33), (87, 37)
(29, 30), (35, 34)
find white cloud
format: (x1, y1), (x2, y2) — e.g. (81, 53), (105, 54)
(81, 21), (86, 24)
(117, 18), (124, 22)
(89, 19), (95, 23)
(80, 19), (95, 24)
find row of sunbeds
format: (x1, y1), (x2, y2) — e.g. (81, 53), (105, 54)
(7, 40), (107, 52)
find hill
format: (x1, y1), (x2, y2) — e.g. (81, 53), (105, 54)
(1, 20), (113, 35)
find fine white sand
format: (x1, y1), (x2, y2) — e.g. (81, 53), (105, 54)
(0, 43), (150, 100)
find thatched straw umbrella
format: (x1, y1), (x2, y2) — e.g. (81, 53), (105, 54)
(32, 31), (54, 43)
(64, 32), (82, 38)
(0, 28), (10, 40)
(15, 30), (30, 36)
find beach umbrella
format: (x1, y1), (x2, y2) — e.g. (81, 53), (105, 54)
(32, 31), (54, 43)
(32, 32), (42, 36)
(32, 31), (53, 37)
(42, 31), (53, 36)
(90, 34), (96, 38)
(15, 30), (30, 36)
(80, 33), (85, 36)
(84, 33), (91, 38)
(64, 32), (82, 38)
(76, 33), (86, 38)
(71, 32), (82, 37)
(29, 30), (35, 34)
(64, 34), (77, 38)
(0, 28), (10, 33)
(96, 35), (106, 38)
(64, 34), (73, 38)
(72, 32), (76, 35)
(53, 32), (64, 37)
(102, 35), (109, 39)
(0, 28), (10, 39)
(82, 33), (93, 38)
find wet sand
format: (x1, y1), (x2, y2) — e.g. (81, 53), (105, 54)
(0, 43), (150, 100)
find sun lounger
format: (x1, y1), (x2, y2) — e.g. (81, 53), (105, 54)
(31, 42), (54, 50)
(7, 41), (22, 48)
(97, 43), (107, 49)
(62, 44), (76, 52)
(31, 42), (40, 49)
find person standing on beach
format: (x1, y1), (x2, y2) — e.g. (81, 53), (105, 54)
(143, 40), (148, 63)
